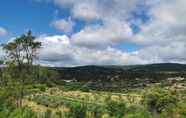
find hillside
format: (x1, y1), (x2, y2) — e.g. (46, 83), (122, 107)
(51, 63), (186, 82)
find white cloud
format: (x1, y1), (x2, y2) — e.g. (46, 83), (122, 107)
(51, 18), (75, 33)
(54, 0), (140, 21)
(71, 19), (133, 48)
(0, 27), (7, 36)
(72, 2), (100, 21)
(36, 32), (186, 66)
(132, 0), (186, 45)
(54, 0), (100, 21)
(135, 41), (186, 64)
(37, 35), (146, 67)
(26, 0), (186, 66)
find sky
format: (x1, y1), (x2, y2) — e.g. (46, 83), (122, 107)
(0, 0), (186, 67)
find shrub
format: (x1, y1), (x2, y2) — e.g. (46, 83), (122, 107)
(160, 101), (186, 118)
(55, 111), (62, 118)
(89, 105), (104, 118)
(142, 86), (177, 113)
(9, 107), (37, 118)
(106, 100), (126, 118)
(125, 110), (152, 118)
(32, 95), (65, 108)
(68, 103), (87, 118)
(44, 109), (52, 118)
(175, 102), (186, 117)
(32, 84), (47, 92)
(80, 86), (90, 92)
(0, 105), (37, 118)
(126, 105), (152, 118)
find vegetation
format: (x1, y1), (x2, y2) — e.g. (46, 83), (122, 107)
(2, 30), (41, 107)
(0, 31), (186, 117)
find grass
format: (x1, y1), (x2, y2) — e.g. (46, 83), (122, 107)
(23, 86), (142, 117)
(21, 80), (186, 118)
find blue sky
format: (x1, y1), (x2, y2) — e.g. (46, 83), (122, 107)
(0, 0), (57, 41)
(0, 0), (185, 66)
(0, 1), (97, 37)
(0, 0), (145, 51)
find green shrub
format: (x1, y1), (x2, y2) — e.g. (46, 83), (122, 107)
(9, 107), (37, 118)
(0, 105), (37, 118)
(33, 95), (65, 108)
(175, 102), (186, 117)
(142, 86), (177, 113)
(89, 105), (104, 118)
(80, 86), (90, 92)
(55, 111), (63, 118)
(160, 101), (186, 118)
(126, 105), (152, 118)
(44, 109), (52, 118)
(125, 110), (152, 118)
(68, 103), (87, 118)
(32, 84), (47, 92)
(106, 100), (126, 118)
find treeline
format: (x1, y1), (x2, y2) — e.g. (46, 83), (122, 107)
(53, 65), (186, 82)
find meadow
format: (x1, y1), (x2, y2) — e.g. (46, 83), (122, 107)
(18, 79), (186, 118)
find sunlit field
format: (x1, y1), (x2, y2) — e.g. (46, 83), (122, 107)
(18, 79), (186, 118)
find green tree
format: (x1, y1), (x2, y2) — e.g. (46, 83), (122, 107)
(2, 30), (41, 107)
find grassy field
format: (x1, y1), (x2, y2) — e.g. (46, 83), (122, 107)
(24, 86), (141, 116)
(20, 80), (186, 118)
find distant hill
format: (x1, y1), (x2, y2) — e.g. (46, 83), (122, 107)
(52, 63), (186, 81)
(109, 63), (186, 72)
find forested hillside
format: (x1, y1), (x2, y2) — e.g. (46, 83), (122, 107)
(52, 63), (186, 81)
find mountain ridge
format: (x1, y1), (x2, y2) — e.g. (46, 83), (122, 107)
(51, 63), (186, 81)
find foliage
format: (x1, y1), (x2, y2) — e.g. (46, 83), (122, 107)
(32, 84), (47, 92)
(32, 95), (64, 108)
(125, 105), (152, 118)
(0, 101), (37, 118)
(141, 86), (177, 113)
(88, 105), (104, 118)
(2, 30), (41, 107)
(44, 109), (52, 118)
(105, 100), (126, 118)
(68, 103), (87, 118)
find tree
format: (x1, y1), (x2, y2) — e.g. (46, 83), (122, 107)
(2, 30), (41, 107)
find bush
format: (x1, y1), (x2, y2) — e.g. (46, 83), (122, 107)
(32, 84), (47, 92)
(33, 95), (64, 108)
(0, 105), (37, 118)
(80, 86), (90, 92)
(175, 102), (186, 117)
(142, 86), (177, 113)
(160, 101), (186, 118)
(44, 109), (52, 118)
(106, 100), (126, 118)
(8, 107), (37, 118)
(89, 105), (104, 118)
(68, 103), (87, 118)
(125, 110), (152, 118)
(126, 105), (152, 118)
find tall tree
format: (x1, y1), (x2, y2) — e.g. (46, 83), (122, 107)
(2, 30), (41, 107)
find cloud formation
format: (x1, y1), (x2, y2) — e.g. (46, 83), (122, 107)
(37, 35), (147, 67)
(71, 19), (133, 48)
(10, 0), (186, 66)
(51, 18), (75, 33)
